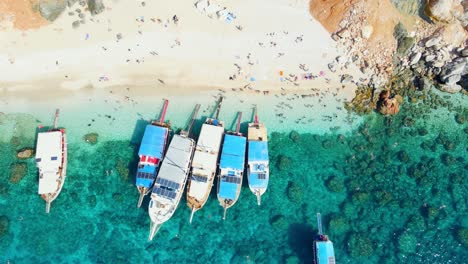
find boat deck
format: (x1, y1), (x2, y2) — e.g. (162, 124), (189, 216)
(248, 123), (267, 141)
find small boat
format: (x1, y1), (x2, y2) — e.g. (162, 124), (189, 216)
(247, 105), (269, 206)
(313, 213), (336, 264)
(148, 104), (200, 240)
(35, 109), (67, 213)
(217, 111), (246, 220)
(136, 99), (170, 208)
(186, 98), (225, 223)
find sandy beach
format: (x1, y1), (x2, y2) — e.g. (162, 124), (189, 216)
(0, 0), (361, 97)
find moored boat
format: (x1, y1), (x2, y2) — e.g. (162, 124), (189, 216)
(136, 99), (170, 208)
(148, 104), (200, 240)
(186, 98), (225, 223)
(217, 111), (246, 220)
(247, 106), (269, 206)
(35, 109), (67, 213)
(313, 213), (336, 264)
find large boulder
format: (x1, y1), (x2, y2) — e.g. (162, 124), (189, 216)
(16, 148), (34, 159)
(440, 59), (466, 83)
(38, 0), (67, 21)
(377, 91), (400, 115)
(87, 0), (105, 15)
(425, 0), (455, 23)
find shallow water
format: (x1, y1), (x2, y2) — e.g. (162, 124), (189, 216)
(0, 93), (467, 263)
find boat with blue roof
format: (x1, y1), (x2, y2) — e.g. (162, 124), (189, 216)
(148, 104), (200, 240)
(314, 213), (336, 264)
(247, 106), (269, 205)
(217, 111), (246, 220)
(186, 98), (225, 223)
(136, 99), (170, 208)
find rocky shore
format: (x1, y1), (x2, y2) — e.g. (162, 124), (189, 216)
(311, 0), (467, 116)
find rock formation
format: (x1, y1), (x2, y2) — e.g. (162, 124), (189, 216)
(377, 90), (400, 115)
(16, 148), (34, 159)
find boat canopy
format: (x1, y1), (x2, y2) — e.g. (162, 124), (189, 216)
(248, 141), (268, 162)
(156, 135), (193, 188)
(136, 164), (157, 188)
(36, 131), (63, 194)
(220, 135), (246, 171)
(316, 241), (336, 264)
(218, 181), (237, 199)
(138, 125), (168, 158)
(248, 172), (268, 188)
(196, 124), (224, 153)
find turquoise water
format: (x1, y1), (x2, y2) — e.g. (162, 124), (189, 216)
(0, 94), (467, 263)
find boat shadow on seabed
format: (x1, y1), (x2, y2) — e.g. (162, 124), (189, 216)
(288, 223), (315, 264)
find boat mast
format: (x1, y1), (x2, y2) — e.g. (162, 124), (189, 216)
(222, 203), (228, 220)
(53, 109), (60, 129)
(189, 206), (196, 224)
(215, 97), (223, 120)
(182, 104), (200, 137)
(45, 194), (51, 213)
(317, 213), (323, 235)
(235, 112), (242, 135)
(159, 99), (169, 124)
(137, 190), (145, 208)
(254, 105), (259, 125)
(256, 191), (261, 206)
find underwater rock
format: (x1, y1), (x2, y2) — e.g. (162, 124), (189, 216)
(325, 176), (345, 192)
(398, 233), (418, 253)
(456, 228), (468, 248)
(286, 182), (303, 203)
(377, 90), (400, 115)
(455, 113), (465, 124)
(352, 191), (370, 204)
(270, 215), (288, 230)
(421, 205), (439, 220)
(84, 133), (99, 145)
(9, 163), (28, 183)
(10, 136), (21, 147)
(417, 127), (428, 136)
(321, 139), (334, 149)
(375, 190), (393, 205)
(16, 148), (34, 159)
(440, 153), (456, 165)
(397, 150), (410, 163)
(112, 192), (123, 202)
(276, 155), (292, 171)
(87, 195), (97, 208)
(289, 131), (300, 143)
(407, 214), (426, 232)
(348, 234), (374, 257)
(116, 159), (129, 182)
(0, 215), (9, 237)
(328, 216), (349, 235)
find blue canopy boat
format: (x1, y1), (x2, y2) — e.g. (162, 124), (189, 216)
(136, 99), (170, 208)
(247, 106), (269, 205)
(217, 112), (246, 220)
(314, 213), (336, 264)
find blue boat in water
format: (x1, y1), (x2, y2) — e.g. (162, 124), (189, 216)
(217, 112), (246, 220)
(247, 106), (269, 205)
(136, 99), (170, 208)
(314, 213), (336, 264)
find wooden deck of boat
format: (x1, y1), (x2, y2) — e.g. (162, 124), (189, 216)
(248, 123), (267, 141)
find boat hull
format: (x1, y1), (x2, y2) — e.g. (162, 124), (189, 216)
(38, 130), (67, 213)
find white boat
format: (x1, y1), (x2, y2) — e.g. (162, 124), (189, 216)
(217, 111), (246, 220)
(135, 100), (170, 208)
(186, 98), (225, 223)
(35, 109), (67, 213)
(247, 106), (269, 205)
(148, 105), (199, 240)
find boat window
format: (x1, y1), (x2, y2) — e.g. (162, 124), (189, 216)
(51, 156), (58, 161)
(36, 158), (42, 162)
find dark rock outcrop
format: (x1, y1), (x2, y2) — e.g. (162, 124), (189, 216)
(87, 0), (105, 15)
(38, 0), (67, 22)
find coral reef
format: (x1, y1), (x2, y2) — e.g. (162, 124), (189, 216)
(9, 163), (28, 183)
(84, 133), (99, 145)
(16, 148), (34, 159)
(347, 234), (374, 257)
(0, 216), (9, 237)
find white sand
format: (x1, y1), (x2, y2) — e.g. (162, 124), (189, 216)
(0, 0), (365, 135)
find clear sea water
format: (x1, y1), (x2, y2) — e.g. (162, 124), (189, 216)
(0, 91), (467, 263)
